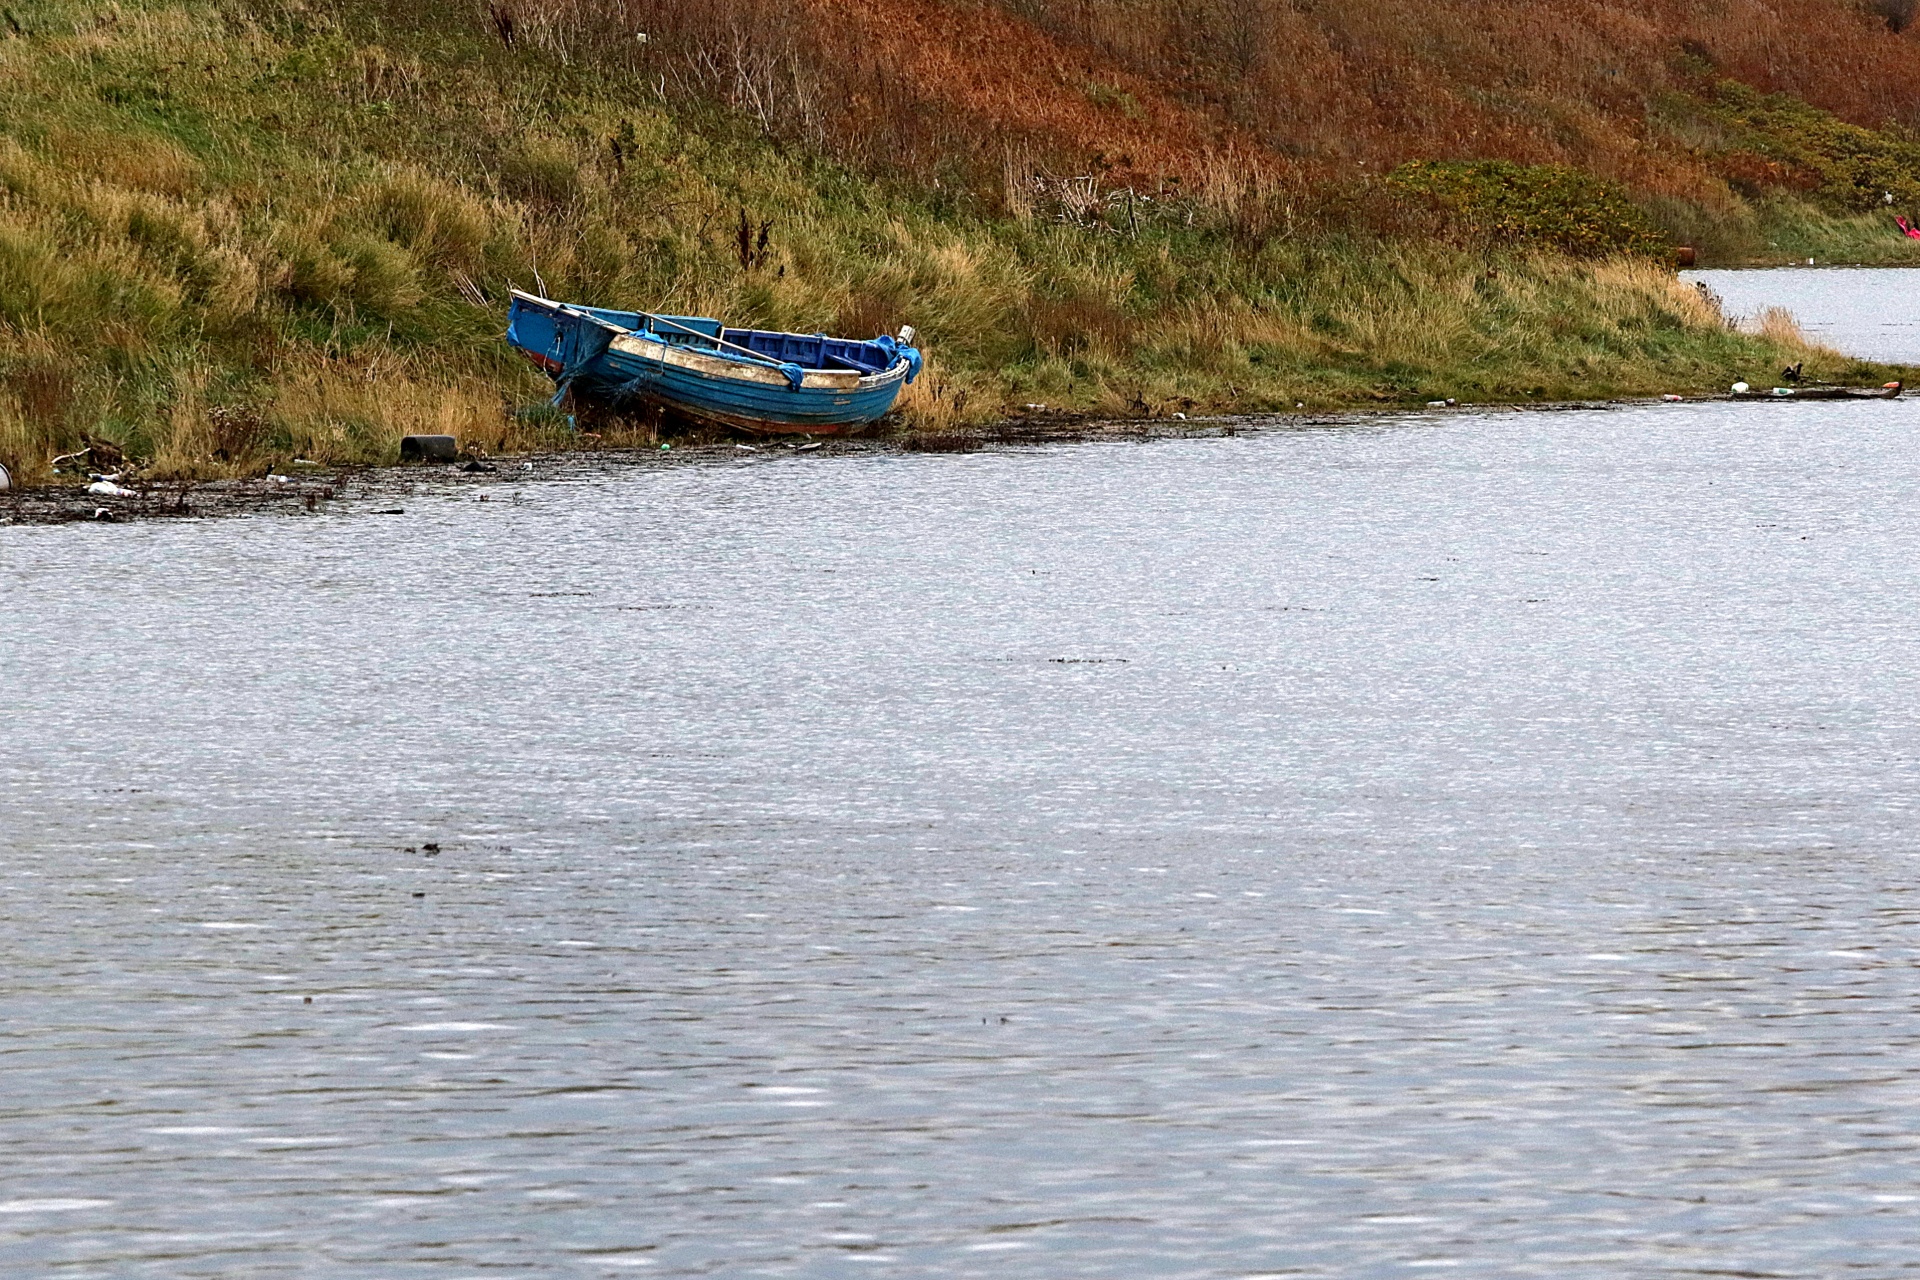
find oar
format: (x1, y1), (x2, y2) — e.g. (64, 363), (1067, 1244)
(542, 294), (792, 369)
(545, 297), (805, 389)
(636, 310), (794, 370)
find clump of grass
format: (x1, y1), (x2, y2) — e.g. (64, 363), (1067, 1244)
(1744, 306), (1817, 350)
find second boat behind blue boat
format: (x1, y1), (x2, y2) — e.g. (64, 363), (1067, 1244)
(506, 290), (923, 435)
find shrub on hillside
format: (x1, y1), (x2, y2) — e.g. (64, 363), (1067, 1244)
(1704, 81), (1920, 210)
(1385, 161), (1670, 258)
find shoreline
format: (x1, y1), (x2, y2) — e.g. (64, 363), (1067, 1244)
(0, 395), (1782, 527)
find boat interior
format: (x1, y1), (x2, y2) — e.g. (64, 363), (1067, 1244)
(569, 303), (899, 375)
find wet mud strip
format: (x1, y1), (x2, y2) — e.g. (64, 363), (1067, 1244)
(0, 406), (1630, 527)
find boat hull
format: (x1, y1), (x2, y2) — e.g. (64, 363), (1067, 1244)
(506, 292), (915, 434)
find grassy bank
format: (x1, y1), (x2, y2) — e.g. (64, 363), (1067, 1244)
(0, 0), (1892, 484)
(1650, 194), (1920, 266)
(1735, 201), (1920, 266)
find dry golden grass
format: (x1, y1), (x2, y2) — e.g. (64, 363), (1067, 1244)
(892, 358), (992, 432)
(1746, 306), (1821, 352)
(0, 393), (46, 485)
(49, 126), (203, 197)
(269, 361), (508, 463)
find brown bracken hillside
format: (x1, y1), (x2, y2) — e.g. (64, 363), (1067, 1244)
(615, 0), (1920, 200)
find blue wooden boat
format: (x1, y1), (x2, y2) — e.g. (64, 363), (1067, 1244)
(506, 290), (922, 434)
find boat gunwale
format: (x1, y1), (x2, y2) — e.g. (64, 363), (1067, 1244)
(509, 289), (911, 383)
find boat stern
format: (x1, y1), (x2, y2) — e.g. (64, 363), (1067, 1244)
(506, 290), (619, 386)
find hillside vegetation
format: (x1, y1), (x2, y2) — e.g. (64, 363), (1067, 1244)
(2, 0), (1914, 481)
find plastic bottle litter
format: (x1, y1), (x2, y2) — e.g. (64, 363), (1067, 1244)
(87, 480), (136, 497)
(1662, 394), (1684, 402)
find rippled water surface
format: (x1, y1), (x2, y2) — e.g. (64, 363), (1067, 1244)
(7, 402), (1920, 1277)
(1686, 266), (1920, 362)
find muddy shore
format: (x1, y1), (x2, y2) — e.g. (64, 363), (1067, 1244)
(0, 401), (1649, 527)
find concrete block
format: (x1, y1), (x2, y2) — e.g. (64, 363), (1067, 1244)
(400, 435), (459, 462)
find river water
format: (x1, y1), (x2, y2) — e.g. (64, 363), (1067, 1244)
(7, 390), (1920, 1277)
(1686, 266), (1920, 362)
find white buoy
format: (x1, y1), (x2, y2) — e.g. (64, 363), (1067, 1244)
(0, 461), (10, 492)
(1732, 382), (1750, 394)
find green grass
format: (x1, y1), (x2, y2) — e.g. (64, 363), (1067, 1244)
(1649, 191), (1920, 265)
(0, 0), (1889, 482)
(1737, 199), (1920, 266)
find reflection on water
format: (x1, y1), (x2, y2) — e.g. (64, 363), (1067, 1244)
(6, 401), (1920, 1277)
(1686, 265), (1920, 362)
